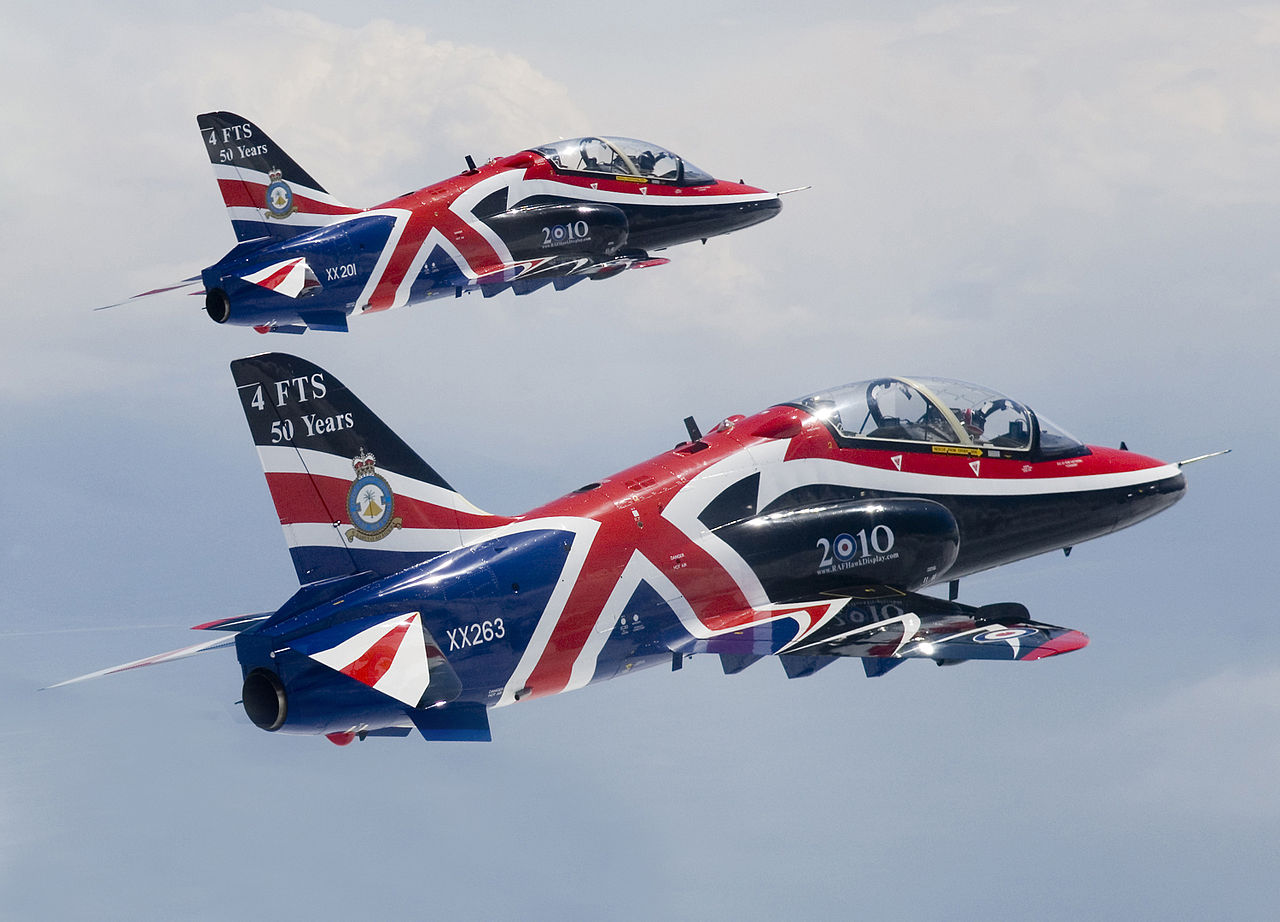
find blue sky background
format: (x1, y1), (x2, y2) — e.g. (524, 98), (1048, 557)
(2, 2), (1276, 918)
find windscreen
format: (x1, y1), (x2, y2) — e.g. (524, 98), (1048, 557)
(531, 136), (714, 184)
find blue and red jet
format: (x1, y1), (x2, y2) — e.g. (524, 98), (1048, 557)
(56, 355), (1209, 745)
(128, 112), (785, 332)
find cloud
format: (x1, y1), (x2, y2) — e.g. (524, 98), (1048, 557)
(0, 9), (588, 404)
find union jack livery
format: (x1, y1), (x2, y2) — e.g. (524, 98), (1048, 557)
(55, 354), (1211, 745)
(147, 112), (784, 332)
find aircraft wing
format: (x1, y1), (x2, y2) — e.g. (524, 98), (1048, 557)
(778, 592), (1088, 677)
(472, 252), (670, 298)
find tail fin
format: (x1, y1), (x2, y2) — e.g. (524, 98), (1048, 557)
(198, 111), (361, 243)
(231, 353), (513, 583)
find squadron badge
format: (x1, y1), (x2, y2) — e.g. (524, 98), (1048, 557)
(264, 168), (297, 220)
(345, 450), (402, 543)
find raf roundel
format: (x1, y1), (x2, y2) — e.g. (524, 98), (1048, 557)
(344, 450), (402, 543)
(972, 627), (1037, 644)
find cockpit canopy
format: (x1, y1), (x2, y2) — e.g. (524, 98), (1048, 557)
(530, 136), (715, 185)
(792, 376), (1086, 458)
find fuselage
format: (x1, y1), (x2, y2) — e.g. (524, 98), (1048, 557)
(234, 397), (1184, 733)
(202, 145), (781, 331)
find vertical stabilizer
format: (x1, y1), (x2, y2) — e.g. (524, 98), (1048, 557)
(231, 353), (513, 582)
(198, 112), (360, 242)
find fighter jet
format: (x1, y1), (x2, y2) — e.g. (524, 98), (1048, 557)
(52, 356), (1217, 745)
(110, 112), (786, 333)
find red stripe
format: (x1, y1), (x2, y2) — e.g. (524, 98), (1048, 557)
(215, 178), (360, 216)
(366, 181), (503, 311)
(264, 471), (512, 531)
(771, 409), (1172, 481)
(340, 616), (415, 685)
(254, 261), (298, 291)
(519, 436), (766, 700)
(518, 157), (772, 199)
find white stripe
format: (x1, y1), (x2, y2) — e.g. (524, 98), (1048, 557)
(509, 177), (777, 210)
(562, 551), (668, 693)
(257, 445), (493, 517)
(659, 448), (773, 609)
(562, 554), (853, 692)
(211, 164), (350, 208)
(493, 517), (601, 708)
(451, 172), (520, 265)
(752, 450), (1183, 504)
(282, 521), (502, 554)
(353, 208), (413, 310)
(308, 618), (395, 671)
(372, 614), (432, 705)
(387, 227), (477, 311)
(223, 205), (336, 229)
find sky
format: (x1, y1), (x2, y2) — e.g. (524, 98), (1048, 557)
(2, 1), (1277, 918)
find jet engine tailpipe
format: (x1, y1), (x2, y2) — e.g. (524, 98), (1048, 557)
(242, 668), (287, 731)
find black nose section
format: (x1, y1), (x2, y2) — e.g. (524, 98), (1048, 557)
(697, 195), (781, 239)
(1120, 470), (1186, 530)
(736, 194), (782, 229)
(625, 193), (782, 250)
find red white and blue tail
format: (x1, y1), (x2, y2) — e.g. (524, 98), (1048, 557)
(198, 111), (361, 243)
(231, 353), (514, 583)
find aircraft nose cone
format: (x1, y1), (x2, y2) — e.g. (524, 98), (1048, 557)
(759, 194), (782, 217)
(730, 194), (782, 231)
(1121, 468), (1186, 530)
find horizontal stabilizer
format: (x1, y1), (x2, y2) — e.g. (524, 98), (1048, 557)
(191, 613), (273, 632)
(46, 633), (235, 689)
(96, 277), (203, 311)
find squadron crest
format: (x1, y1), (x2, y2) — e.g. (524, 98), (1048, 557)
(264, 168), (297, 219)
(345, 450), (402, 543)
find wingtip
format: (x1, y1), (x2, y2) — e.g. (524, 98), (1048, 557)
(1022, 629), (1090, 661)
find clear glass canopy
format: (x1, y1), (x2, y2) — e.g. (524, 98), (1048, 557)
(531, 136), (715, 185)
(793, 376), (1084, 456)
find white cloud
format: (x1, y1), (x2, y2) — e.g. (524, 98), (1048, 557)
(0, 9), (588, 404)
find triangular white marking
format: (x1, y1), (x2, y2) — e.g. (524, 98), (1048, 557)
(307, 612), (430, 706)
(241, 257), (316, 298)
(969, 460), (981, 477)
(891, 455), (903, 471)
